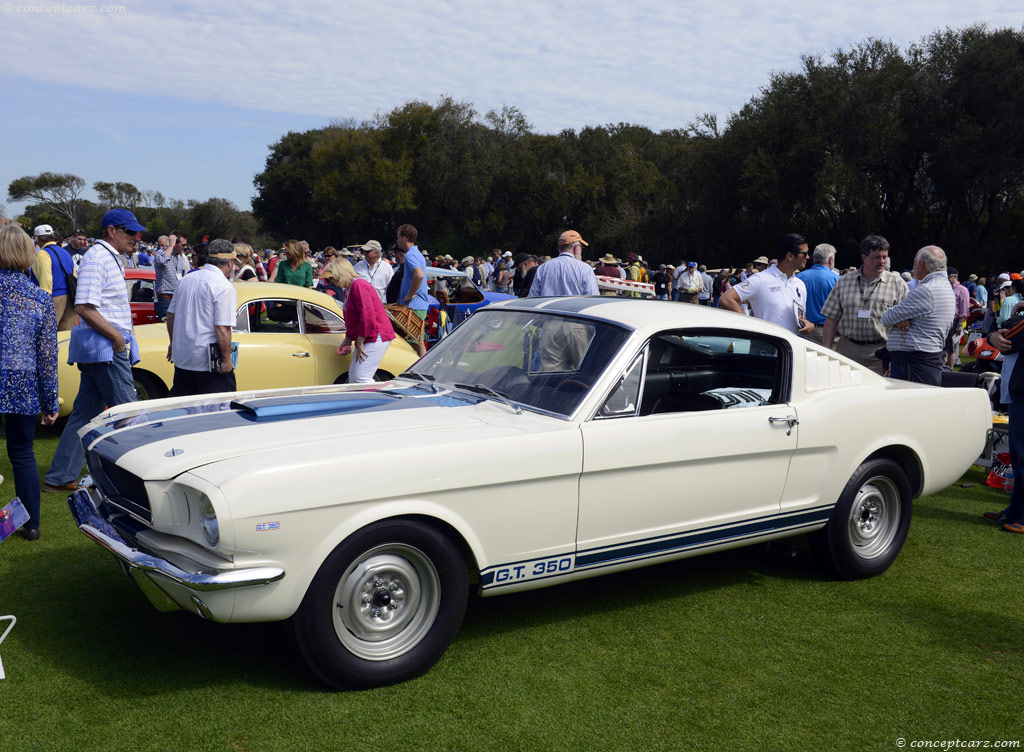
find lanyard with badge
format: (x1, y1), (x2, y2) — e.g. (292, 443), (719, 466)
(856, 273), (879, 320)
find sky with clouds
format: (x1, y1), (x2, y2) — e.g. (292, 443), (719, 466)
(2, 0), (1021, 218)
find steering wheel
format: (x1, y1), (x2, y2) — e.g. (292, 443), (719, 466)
(478, 365), (530, 390)
(554, 377), (592, 394)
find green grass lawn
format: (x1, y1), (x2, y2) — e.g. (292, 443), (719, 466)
(1, 425), (1021, 752)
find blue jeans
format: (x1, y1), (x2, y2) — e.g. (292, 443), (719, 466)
(45, 351), (137, 486)
(1003, 400), (1024, 524)
(154, 296), (171, 321)
(2, 413), (41, 528)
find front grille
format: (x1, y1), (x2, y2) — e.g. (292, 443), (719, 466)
(86, 453), (152, 523)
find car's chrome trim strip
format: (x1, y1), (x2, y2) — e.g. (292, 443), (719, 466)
(67, 490), (285, 592)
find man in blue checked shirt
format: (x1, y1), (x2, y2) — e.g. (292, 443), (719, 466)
(43, 209), (145, 494)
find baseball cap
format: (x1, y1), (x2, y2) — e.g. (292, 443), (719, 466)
(998, 272), (1011, 281)
(947, 267), (959, 276)
(557, 230), (588, 247)
(33, 224), (55, 237)
(359, 240), (382, 253)
(101, 208), (146, 232)
(687, 261), (697, 267)
(502, 250), (512, 258)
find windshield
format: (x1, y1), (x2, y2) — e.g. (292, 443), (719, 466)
(409, 308), (631, 417)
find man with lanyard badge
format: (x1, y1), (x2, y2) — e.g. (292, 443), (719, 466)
(353, 240), (393, 303)
(820, 235), (908, 374)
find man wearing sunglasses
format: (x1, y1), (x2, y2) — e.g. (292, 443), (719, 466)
(721, 233), (815, 335)
(43, 208), (145, 494)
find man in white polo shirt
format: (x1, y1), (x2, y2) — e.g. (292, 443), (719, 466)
(165, 238), (238, 396)
(720, 233), (815, 336)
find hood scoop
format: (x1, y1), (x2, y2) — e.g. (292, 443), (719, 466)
(230, 392), (401, 421)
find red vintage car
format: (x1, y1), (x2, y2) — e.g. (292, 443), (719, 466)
(125, 267), (159, 326)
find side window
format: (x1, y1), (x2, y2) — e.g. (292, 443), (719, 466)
(244, 300), (299, 333)
(458, 277), (484, 304)
(136, 278), (154, 302)
(639, 331), (785, 415)
(302, 302), (346, 334)
(234, 305), (250, 333)
(597, 349), (645, 418)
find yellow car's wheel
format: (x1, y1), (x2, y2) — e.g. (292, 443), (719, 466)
(132, 370), (168, 402)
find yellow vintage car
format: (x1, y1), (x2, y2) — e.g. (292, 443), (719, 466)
(57, 282), (418, 415)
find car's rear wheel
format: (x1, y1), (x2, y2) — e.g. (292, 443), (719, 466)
(293, 520), (468, 690)
(132, 370), (168, 402)
(810, 458), (912, 579)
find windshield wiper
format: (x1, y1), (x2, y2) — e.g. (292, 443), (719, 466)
(453, 383), (523, 414)
(401, 371), (439, 393)
(402, 371), (435, 381)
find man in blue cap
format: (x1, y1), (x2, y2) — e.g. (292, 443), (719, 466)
(44, 208), (146, 493)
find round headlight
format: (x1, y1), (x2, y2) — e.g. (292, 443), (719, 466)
(199, 495), (219, 547)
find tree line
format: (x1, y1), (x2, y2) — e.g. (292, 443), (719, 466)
(252, 24), (1024, 273)
(7, 174), (259, 245)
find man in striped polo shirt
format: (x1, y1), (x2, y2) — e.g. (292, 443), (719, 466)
(880, 246), (955, 386)
(43, 209), (144, 493)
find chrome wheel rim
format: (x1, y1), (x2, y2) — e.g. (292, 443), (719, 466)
(333, 544), (440, 661)
(847, 475), (901, 559)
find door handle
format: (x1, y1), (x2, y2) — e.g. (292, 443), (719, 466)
(292, 352), (311, 358)
(769, 415), (799, 435)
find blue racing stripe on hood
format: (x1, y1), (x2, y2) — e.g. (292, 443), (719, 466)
(87, 388), (483, 464)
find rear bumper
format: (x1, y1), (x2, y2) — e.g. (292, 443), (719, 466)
(67, 488), (285, 618)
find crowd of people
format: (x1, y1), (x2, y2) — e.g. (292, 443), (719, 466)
(3, 215), (1023, 542)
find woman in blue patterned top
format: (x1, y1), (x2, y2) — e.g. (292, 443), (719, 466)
(0, 224), (59, 540)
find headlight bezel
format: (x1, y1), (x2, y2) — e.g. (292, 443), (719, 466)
(198, 493), (220, 547)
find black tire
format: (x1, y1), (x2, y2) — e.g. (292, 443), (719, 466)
(133, 370), (168, 402)
(809, 458), (912, 580)
(293, 519), (468, 690)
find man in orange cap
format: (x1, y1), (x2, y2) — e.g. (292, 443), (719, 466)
(527, 230), (599, 298)
(528, 230), (600, 370)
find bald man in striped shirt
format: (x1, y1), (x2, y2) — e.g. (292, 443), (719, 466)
(880, 245), (955, 385)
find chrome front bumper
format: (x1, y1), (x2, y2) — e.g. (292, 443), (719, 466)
(68, 488), (285, 616)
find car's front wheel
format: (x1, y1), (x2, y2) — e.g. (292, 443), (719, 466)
(293, 520), (468, 689)
(810, 458), (912, 579)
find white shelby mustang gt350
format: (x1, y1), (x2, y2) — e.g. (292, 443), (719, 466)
(67, 297), (990, 689)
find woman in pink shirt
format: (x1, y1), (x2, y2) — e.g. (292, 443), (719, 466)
(325, 258), (396, 382)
